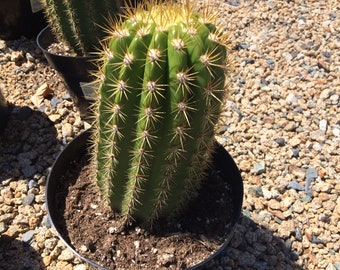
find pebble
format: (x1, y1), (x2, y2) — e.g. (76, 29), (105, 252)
(62, 123), (74, 138)
(253, 161), (266, 174)
(319, 119), (328, 132)
(22, 193), (35, 206)
(275, 137), (286, 147)
(58, 249), (75, 261)
(22, 230), (34, 243)
(334, 263), (340, 270)
(287, 181), (304, 191)
(306, 168), (318, 180)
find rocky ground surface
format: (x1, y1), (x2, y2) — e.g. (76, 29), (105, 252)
(0, 0), (339, 269)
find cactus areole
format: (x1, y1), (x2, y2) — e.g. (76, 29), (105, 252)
(93, 0), (232, 226)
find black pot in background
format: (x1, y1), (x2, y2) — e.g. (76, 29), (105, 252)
(36, 26), (98, 119)
(46, 129), (244, 270)
(0, 89), (10, 134)
(0, 0), (47, 40)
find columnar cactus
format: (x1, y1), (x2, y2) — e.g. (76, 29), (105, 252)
(92, 0), (232, 226)
(42, 0), (132, 55)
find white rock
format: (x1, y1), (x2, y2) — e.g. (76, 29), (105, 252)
(319, 119), (328, 132)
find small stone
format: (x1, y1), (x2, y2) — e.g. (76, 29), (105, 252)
(134, 240), (140, 249)
(311, 235), (326, 245)
(319, 213), (331, 223)
(288, 136), (301, 147)
(286, 93), (297, 104)
(275, 137), (285, 146)
(56, 261), (73, 270)
(22, 230), (34, 243)
(312, 142), (322, 152)
(43, 255), (51, 266)
(300, 195), (312, 203)
(28, 179), (38, 189)
(79, 245), (88, 252)
(62, 123), (74, 138)
(295, 227), (303, 241)
(282, 196), (294, 209)
(287, 181), (304, 191)
(306, 168), (318, 180)
(50, 97), (62, 109)
(268, 199), (281, 210)
(291, 148), (299, 157)
(227, 0), (240, 7)
(45, 238), (58, 250)
(239, 160), (251, 172)
(58, 249), (75, 261)
(319, 119), (328, 132)
(248, 186), (263, 197)
(284, 122), (296, 131)
(292, 200), (304, 213)
(332, 126), (340, 137)
(254, 161), (266, 174)
(48, 114), (61, 122)
(74, 265), (87, 270)
(334, 262), (340, 270)
(262, 188), (273, 199)
(22, 193), (35, 206)
(320, 89), (331, 100)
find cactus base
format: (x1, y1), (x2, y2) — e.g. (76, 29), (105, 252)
(46, 130), (243, 269)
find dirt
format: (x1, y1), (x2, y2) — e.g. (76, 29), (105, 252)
(53, 150), (239, 269)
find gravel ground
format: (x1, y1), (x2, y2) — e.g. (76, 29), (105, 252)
(0, 0), (339, 269)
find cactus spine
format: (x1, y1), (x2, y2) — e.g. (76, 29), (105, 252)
(92, 0), (232, 226)
(42, 0), (125, 55)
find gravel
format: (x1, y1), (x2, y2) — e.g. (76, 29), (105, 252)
(1, 0), (339, 269)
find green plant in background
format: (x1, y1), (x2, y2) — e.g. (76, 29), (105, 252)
(41, 0), (140, 56)
(92, 0), (233, 227)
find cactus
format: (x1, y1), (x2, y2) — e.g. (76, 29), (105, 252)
(42, 0), (139, 55)
(92, 0), (232, 226)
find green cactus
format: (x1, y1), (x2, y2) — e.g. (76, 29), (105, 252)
(42, 0), (139, 55)
(92, 0), (232, 226)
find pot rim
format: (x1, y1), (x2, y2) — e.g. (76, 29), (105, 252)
(36, 25), (98, 60)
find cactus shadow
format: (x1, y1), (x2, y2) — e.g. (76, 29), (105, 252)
(0, 104), (60, 183)
(213, 215), (303, 270)
(0, 235), (44, 270)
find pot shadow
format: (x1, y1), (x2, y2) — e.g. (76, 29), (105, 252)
(211, 214), (303, 270)
(0, 104), (60, 182)
(0, 106), (61, 269)
(0, 235), (44, 270)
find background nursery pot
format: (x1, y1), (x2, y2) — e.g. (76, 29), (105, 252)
(46, 130), (243, 269)
(0, 0), (46, 40)
(36, 26), (97, 119)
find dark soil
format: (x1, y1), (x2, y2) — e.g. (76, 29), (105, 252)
(53, 151), (239, 269)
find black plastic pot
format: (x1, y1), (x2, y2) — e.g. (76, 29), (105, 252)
(46, 130), (243, 269)
(0, 89), (10, 134)
(0, 0), (47, 40)
(36, 26), (98, 119)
